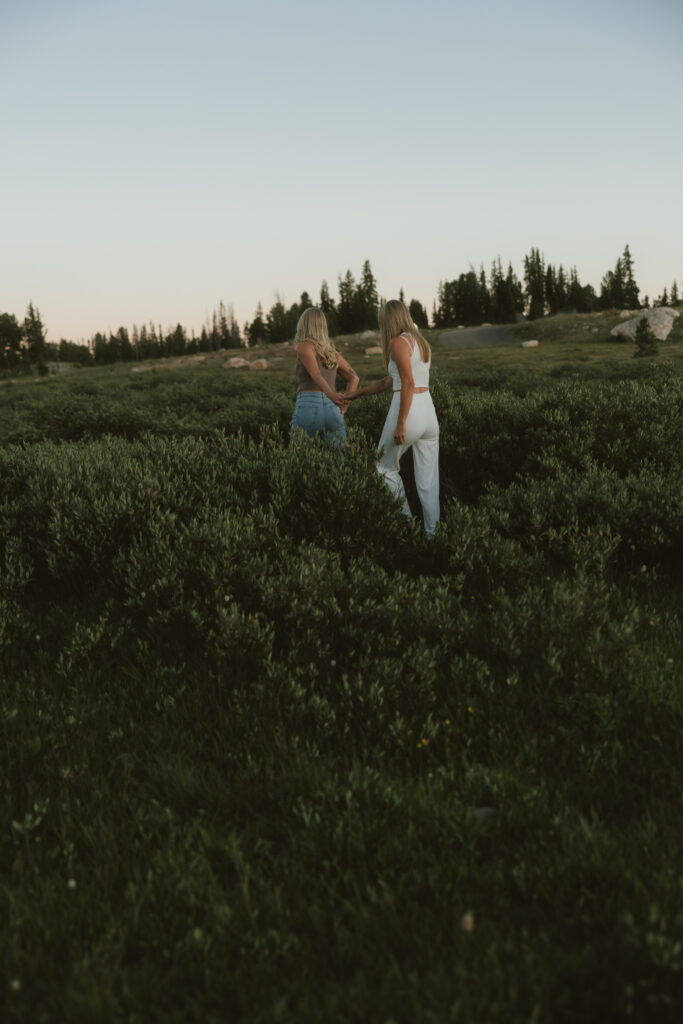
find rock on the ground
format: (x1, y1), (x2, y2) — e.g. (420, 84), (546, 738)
(250, 358), (268, 370)
(223, 357), (249, 368)
(364, 346), (383, 355)
(611, 307), (679, 341)
(521, 339), (539, 348)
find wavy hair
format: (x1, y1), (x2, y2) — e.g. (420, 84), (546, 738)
(294, 307), (338, 369)
(378, 299), (430, 369)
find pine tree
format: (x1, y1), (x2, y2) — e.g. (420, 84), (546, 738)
(408, 299), (429, 328)
(24, 302), (47, 364)
(622, 244), (640, 308)
(523, 248), (545, 320)
(267, 297), (289, 344)
(671, 281), (680, 306)
(247, 303), (267, 346)
(556, 265), (567, 311)
(545, 264), (557, 314)
(337, 270), (357, 333)
(319, 281), (338, 336)
(0, 312), (24, 369)
(228, 305), (242, 348)
(478, 265), (491, 321)
(357, 260), (379, 330)
(506, 263), (525, 320)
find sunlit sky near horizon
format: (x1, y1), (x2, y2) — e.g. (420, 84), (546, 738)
(2, 0), (682, 342)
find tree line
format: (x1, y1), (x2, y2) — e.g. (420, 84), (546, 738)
(1, 248), (679, 371)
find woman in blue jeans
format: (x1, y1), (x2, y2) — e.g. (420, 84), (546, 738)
(291, 307), (358, 447)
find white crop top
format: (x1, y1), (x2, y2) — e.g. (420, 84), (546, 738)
(388, 333), (431, 390)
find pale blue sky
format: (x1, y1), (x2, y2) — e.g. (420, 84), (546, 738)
(2, 0), (681, 341)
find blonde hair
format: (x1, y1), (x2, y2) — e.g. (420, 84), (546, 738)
(378, 299), (430, 368)
(294, 307), (338, 369)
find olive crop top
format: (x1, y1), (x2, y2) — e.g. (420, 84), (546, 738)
(296, 353), (338, 393)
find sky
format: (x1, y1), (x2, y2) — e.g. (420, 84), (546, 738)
(2, 0), (682, 342)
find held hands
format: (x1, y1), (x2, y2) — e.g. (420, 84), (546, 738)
(332, 391), (350, 413)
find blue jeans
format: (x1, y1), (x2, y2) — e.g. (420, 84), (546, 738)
(291, 392), (346, 449)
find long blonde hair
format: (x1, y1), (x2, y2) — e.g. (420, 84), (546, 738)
(294, 307), (338, 369)
(378, 299), (430, 368)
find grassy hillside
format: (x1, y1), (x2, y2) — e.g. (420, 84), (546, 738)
(1, 313), (682, 1022)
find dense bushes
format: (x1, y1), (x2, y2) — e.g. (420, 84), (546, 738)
(1, 367), (682, 1022)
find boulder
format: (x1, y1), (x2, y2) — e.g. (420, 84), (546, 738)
(249, 359), (268, 370)
(364, 346), (383, 355)
(223, 357), (249, 368)
(610, 307), (679, 342)
(521, 339), (539, 348)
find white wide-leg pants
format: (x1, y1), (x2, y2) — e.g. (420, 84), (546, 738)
(377, 391), (440, 536)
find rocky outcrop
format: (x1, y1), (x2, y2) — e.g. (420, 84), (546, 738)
(610, 307), (679, 342)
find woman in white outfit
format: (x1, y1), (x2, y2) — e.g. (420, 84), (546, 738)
(345, 299), (440, 535)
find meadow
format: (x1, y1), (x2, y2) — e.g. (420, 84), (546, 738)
(1, 312), (682, 1022)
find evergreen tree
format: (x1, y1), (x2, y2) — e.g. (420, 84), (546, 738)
(357, 259), (379, 330)
(556, 265), (567, 310)
(600, 251), (629, 309)
(228, 305), (242, 347)
(24, 302), (47, 364)
(433, 281), (447, 327)
(506, 262), (525, 319)
(523, 248), (545, 319)
(0, 312), (24, 369)
(408, 298), (429, 328)
(671, 281), (679, 306)
(247, 303), (267, 346)
(92, 332), (108, 363)
(319, 280), (338, 336)
(168, 324), (186, 356)
(217, 302), (230, 347)
(337, 270), (357, 333)
(199, 326), (212, 353)
(633, 317), (658, 358)
(478, 265), (491, 321)
(545, 264), (557, 315)
(266, 297), (289, 344)
(567, 267), (583, 310)
(622, 244), (640, 309)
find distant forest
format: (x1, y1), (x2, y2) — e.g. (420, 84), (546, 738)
(1, 246), (680, 371)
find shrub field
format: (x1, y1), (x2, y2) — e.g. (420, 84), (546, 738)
(1, 324), (682, 1022)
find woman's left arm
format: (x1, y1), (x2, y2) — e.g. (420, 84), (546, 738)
(390, 336), (414, 444)
(336, 355), (359, 399)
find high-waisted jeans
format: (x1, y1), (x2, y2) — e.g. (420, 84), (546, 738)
(377, 391), (440, 536)
(291, 391), (346, 449)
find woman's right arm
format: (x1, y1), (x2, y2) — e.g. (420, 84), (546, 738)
(345, 375), (392, 400)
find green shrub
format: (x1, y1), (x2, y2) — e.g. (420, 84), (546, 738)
(1, 364), (682, 1023)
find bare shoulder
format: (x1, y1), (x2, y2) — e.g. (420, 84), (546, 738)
(389, 334), (412, 359)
